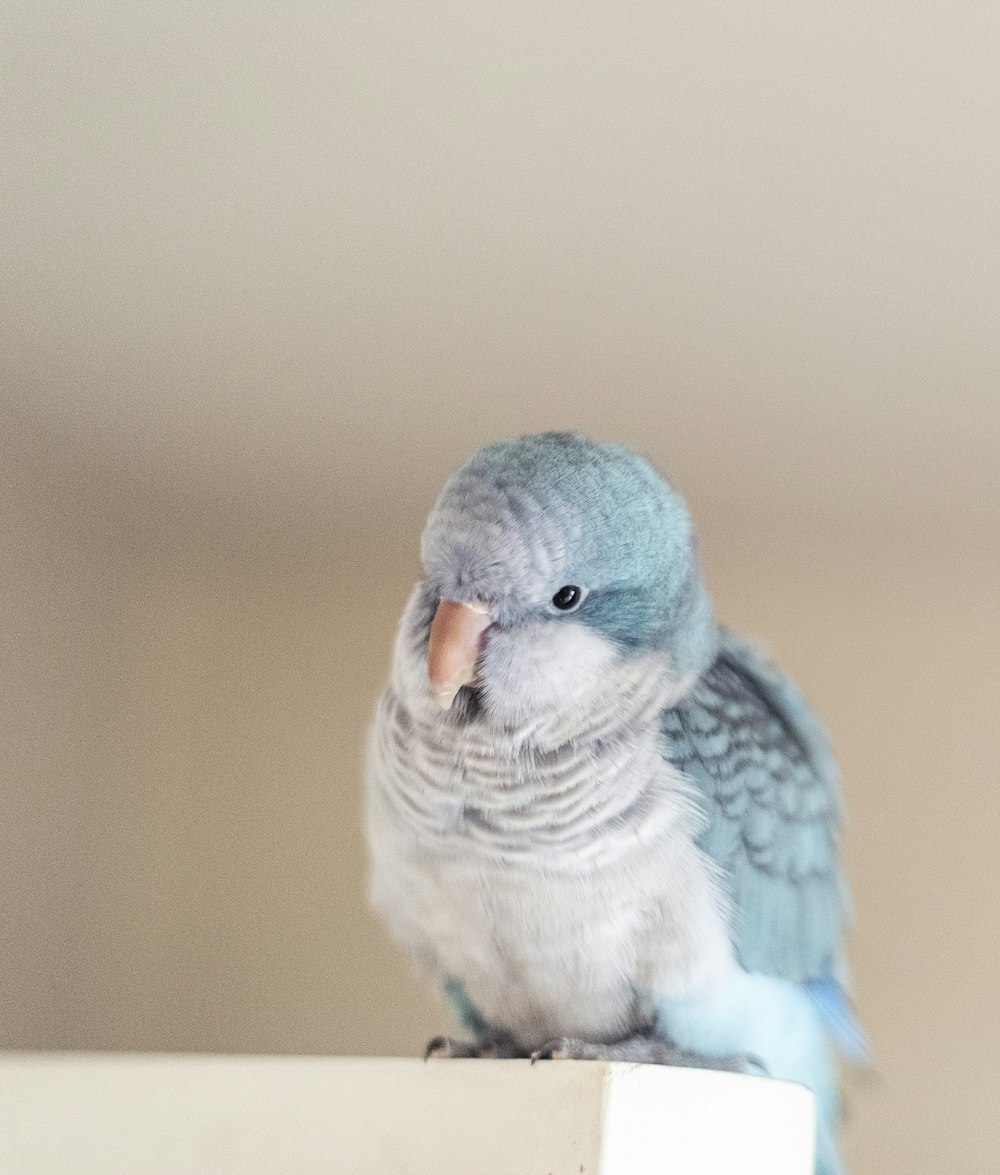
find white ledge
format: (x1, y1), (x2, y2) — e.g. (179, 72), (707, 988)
(0, 1053), (815, 1174)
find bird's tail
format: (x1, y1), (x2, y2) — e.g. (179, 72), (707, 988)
(805, 976), (872, 1068)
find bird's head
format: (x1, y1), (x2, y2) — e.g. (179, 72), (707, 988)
(409, 432), (716, 724)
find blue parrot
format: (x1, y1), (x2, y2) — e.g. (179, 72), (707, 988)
(366, 432), (863, 1175)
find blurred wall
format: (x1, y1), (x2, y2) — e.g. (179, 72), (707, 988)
(3, 5), (999, 1173)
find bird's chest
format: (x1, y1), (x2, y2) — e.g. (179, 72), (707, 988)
(407, 847), (657, 1047)
(368, 690), (735, 1048)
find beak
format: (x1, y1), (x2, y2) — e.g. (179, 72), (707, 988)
(427, 598), (491, 709)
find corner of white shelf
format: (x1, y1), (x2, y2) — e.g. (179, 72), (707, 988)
(0, 1052), (815, 1174)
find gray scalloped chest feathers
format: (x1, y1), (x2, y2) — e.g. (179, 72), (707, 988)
(365, 432), (858, 1175)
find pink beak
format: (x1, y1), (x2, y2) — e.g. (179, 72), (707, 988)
(427, 598), (491, 709)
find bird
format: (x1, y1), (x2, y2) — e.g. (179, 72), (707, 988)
(365, 431), (863, 1175)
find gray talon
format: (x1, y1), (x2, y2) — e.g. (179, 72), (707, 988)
(424, 1035), (475, 1059)
(531, 1038), (573, 1063)
(424, 1035), (451, 1059)
(425, 1034), (524, 1060)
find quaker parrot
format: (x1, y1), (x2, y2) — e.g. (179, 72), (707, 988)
(366, 432), (863, 1175)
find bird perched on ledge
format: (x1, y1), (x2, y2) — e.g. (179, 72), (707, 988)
(366, 432), (863, 1175)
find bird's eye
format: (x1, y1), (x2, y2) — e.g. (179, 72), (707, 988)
(551, 585), (583, 611)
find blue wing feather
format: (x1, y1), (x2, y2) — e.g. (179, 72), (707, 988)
(662, 628), (847, 984)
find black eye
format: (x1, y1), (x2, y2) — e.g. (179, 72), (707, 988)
(551, 585), (583, 611)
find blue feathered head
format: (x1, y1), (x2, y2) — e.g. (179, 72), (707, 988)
(416, 432), (716, 716)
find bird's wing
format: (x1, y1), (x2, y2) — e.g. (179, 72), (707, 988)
(661, 628), (847, 983)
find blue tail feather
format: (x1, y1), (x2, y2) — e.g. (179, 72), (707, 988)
(806, 977), (871, 1067)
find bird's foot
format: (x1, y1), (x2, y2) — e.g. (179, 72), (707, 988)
(530, 1034), (767, 1075)
(424, 1034), (523, 1060)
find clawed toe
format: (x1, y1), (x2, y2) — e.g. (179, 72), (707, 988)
(531, 1037), (591, 1062)
(424, 1035), (450, 1059)
(425, 1034), (524, 1060)
(424, 1035), (472, 1059)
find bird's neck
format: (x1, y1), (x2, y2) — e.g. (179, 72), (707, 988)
(379, 627), (706, 854)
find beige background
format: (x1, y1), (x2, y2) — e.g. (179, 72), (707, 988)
(3, 4), (999, 1172)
